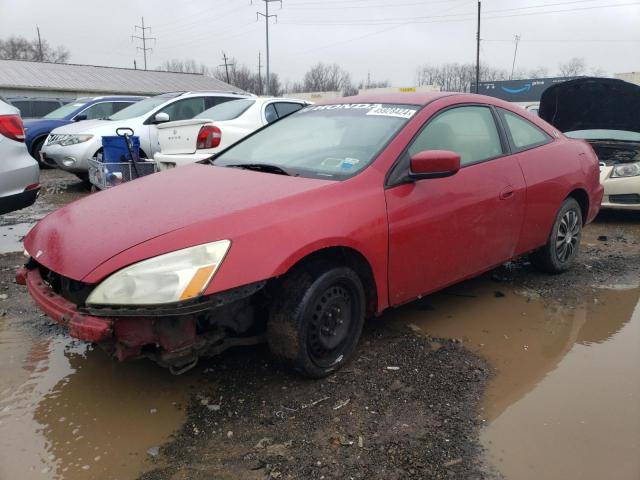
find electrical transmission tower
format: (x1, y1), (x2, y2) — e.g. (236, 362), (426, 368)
(254, 0), (281, 95)
(131, 17), (156, 70)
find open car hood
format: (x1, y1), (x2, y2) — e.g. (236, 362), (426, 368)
(539, 77), (640, 134)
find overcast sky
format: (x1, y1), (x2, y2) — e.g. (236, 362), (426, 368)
(1, 0), (638, 86)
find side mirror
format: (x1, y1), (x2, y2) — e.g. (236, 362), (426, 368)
(154, 112), (170, 124)
(409, 150), (460, 180)
(74, 114), (87, 122)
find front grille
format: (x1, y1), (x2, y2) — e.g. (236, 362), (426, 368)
(609, 194), (640, 205)
(36, 263), (94, 306)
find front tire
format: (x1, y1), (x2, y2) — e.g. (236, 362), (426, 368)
(267, 263), (366, 378)
(530, 197), (583, 273)
(31, 137), (53, 169)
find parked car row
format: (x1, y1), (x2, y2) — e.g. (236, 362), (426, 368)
(25, 95), (146, 166)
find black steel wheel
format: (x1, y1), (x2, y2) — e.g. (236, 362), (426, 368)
(267, 263), (366, 378)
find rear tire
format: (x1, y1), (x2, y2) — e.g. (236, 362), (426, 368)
(530, 197), (582, 273)
(267, 262), (366, 378)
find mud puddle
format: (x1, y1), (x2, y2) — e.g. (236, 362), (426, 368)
(0, 314), (197, 480)
(389, 278), (640, 480)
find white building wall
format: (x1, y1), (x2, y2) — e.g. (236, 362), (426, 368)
(614, 72), (640, 85)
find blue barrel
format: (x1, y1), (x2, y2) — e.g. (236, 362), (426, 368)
(101, 135), (140, 163)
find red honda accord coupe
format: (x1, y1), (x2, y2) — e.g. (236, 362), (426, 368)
(17, 92), (603, 377)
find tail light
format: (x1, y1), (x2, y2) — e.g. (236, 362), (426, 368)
(196, 125), (221, 149)
(0, 114), (25, 142)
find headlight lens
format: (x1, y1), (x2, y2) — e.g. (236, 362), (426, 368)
(58, 134), (94, 146)
(86, 240), (231, 306)
(611, 162), (640, 178)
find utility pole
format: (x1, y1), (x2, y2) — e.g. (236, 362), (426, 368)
(257, 51), (263, 95)
(255, 0), (282, 95)
(131, 17), (156, 70)
(220, 52), (231, 84)
(36, 26), (43, 62)
(510, 34), (521, 80)
(475, 1), (481, 93)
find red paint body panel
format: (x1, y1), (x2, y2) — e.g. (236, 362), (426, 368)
(18, 267), (113, 342)
(22, 93), (603, 327)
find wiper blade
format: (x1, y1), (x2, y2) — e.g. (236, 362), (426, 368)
(226, 163), (292, 176)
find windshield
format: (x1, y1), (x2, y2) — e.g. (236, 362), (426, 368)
(109, 93), (181, 120)
(213, 103), (419, 179)
(195, 99), (255, 121)
(43, 102), (87, 119)
(566, 129), (640, 142)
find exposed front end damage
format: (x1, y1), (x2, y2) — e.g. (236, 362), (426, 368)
(16, 259), (268, 374)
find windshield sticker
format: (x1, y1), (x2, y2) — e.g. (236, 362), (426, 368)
(366, 105), (417, 119)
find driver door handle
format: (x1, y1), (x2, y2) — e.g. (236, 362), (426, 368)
(499, 186), (515, 200)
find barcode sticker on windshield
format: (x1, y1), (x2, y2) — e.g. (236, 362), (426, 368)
(366, 106), (417, 119)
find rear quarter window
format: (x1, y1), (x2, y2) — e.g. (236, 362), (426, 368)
(500, 109), (552, 152)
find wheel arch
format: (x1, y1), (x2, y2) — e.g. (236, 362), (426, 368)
(274, 245), (379, 319)
(29, 133), (49, 155)
(567, 187), (589, 224)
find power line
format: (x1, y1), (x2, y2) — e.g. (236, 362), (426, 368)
(254, 0), (281, 96)
(131, 17), (156, 70)
(280, 0), (639, 26)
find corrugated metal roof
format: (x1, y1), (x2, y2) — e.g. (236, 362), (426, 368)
(0, 59), (241, 95)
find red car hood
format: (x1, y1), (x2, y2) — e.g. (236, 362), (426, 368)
(25, 164), (332, 281)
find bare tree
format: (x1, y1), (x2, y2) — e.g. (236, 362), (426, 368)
(297, 63), (353, 93)
(558, 57), (587, 77)
(0, 35), (69, 63)
(416, 63), (507, 92)
(210, 58), (283, 96)
(158, 58), (210, 74)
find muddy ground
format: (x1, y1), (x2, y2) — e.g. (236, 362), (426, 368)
(1, 170), (639, 480)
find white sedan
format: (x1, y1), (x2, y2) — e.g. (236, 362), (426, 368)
(154, 97), (309, 170)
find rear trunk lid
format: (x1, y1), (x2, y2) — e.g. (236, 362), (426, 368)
(156, 119), (211, 155)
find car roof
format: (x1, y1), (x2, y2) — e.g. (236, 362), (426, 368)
(315, 91), (521, 108)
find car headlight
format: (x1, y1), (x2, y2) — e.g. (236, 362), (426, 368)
(611, 162), (640, 178)
(58, 134), (94, 146)
(86, 240), (231, 306)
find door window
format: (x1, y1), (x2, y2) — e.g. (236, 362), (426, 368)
(159, 97), (206, 121)
(205, 96), (237, 109)
(409, 106), (503, 166)
(500, 109), (551, 151)
(81, 102), (117, 120)
(264, 103), (278, 123)
(274, 102), (304, 118)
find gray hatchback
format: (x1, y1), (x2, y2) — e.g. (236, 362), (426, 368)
(0, 99), (40, 215)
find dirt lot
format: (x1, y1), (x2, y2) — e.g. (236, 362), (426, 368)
(1, 170), (639, 480)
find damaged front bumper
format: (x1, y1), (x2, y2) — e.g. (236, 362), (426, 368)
(16, 264), (267, 374)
